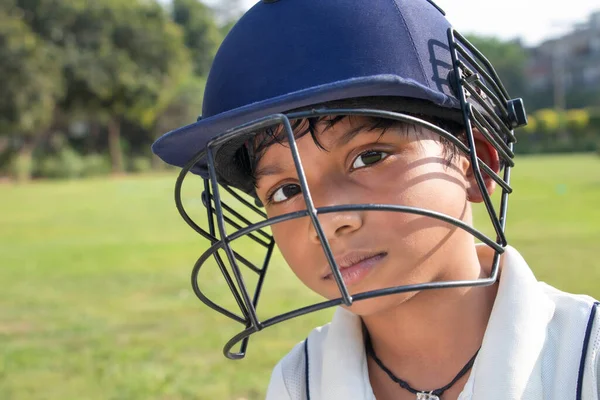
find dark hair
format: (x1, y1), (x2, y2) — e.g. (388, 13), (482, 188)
(245, 112), (465, 188)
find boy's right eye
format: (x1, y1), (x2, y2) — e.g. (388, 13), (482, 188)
(269, 183), (302, 204)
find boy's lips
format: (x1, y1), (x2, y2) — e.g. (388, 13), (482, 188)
(322, 251), (388, 286)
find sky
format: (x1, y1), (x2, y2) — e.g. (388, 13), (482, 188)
(233, 0), (600, 46)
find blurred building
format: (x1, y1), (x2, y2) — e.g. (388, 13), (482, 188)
(526, 11), (600, 109)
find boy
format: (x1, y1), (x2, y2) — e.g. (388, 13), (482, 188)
(152, 0), (600, 399)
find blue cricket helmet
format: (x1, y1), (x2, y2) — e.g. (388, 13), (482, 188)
(152, 0), (466, 181)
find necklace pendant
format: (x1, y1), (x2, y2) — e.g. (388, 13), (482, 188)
(416, 392), (440, 400)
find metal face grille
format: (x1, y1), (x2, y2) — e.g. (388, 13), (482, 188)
(171, 29), (526, 359)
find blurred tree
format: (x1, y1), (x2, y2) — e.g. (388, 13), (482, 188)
(535, 108), (561, 135)
(0, 5), (63, 181)
(566, 109), (590, 133)
(521, 115), (537, 135)
(155, 75), (205, 133)
(109, 1), (192, 167)
(148, 75), (205, 168)
(172, 0), (222, 76)
(16, 0), (191, 173)
(466, 35), (528, 100)
(586, 108), (600, 151)
(566, 90), (600, 110)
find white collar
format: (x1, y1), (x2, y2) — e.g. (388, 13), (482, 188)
(316, 246), (555, 400)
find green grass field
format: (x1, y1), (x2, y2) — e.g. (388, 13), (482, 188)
(1, 154), (599, 400)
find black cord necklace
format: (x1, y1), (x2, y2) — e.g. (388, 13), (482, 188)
(364, 329), (479, 400)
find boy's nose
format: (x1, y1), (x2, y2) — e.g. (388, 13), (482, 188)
(308, 209), (363, 244)
(303, 176), (364, 243)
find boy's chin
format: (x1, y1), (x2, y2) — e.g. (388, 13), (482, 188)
(339, 289), (420, 317)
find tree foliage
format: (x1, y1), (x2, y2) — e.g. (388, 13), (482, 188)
(0, 2), (64, 180)
(0, 4), (62, 137)
(12, 0), (192, 173)
(172, 0), (221, 76)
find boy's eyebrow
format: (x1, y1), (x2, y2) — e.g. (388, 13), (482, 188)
(254, 163), (285, 181)
(332, 124), (370, 148)
(330, 120), (398, 147)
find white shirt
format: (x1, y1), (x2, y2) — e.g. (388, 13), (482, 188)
(266, 246), (600, 399)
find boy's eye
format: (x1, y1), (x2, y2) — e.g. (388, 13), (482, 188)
(352, 150), (389, 170)
(270, 183), (302, 204)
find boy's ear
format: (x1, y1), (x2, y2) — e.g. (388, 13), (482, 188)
(464, 128), (501, 203)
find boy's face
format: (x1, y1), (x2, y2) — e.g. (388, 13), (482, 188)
(254, 115), (486, 316)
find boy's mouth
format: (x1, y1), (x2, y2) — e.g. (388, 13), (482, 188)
(322, 251), (387, 286)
